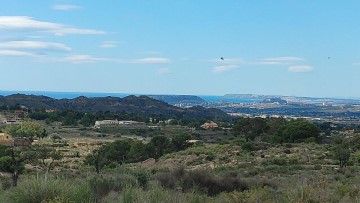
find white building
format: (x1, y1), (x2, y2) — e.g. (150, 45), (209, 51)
(94, 120), (145, 128)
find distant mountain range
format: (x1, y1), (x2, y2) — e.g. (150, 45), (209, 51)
(223, 94), (360, 104)
(0, 91), (359, 106)
(0, 94), (229, 120)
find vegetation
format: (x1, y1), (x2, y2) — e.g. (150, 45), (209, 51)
(233, 117), (322, 144)
(4, 121), (46, 140)
(1, 108), (360, 202)
(85, 134), (192, 173)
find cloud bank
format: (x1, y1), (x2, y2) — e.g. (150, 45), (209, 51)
(0, 41), (71, 51)
(0, 16), (105, 36)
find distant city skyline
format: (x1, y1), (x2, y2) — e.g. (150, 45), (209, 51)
(0, 1), (360, 98)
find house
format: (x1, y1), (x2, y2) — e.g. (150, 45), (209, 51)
(94, 120), (120, 128)
(0, 133), (31, 147)
(0, 133), (14, 146)
(187, 139), (201, 144)
(201, 121), (218, 129)
(6, 115), (23, 124)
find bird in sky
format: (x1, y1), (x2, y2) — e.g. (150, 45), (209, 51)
(220, 57), (224, 60)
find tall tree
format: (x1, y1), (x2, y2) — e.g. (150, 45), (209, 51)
(233, 117), (269, 142)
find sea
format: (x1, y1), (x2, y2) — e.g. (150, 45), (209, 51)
(0, 90), (261, 103)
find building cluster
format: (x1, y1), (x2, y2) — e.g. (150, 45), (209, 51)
(0, 110), (27, 125)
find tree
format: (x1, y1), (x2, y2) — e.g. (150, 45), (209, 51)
(85, 139), (135, 174)
(34, 144), (62, 172)
(63, 112), (77, 126)
(233, 117), (269, 142)
(278, 121), (322, 143)
(172, 134), (191, 151)
(332, 136), (351, 168)
(85, 148), (107, 174)
(232, 118), (252, 141)
(80, 113), (95, 127)
(334, 147), (350, 168)
(104, 140), (132, 165)
(0, 146), (34, 186)
(127, 141), (150, 163)
(267, 117), (288, 135)
(5, 120), (43, 140)
(149, 136), (171, 159)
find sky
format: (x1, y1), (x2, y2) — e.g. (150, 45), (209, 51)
(0, 1), (360, 98)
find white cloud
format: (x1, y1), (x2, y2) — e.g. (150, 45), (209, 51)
(63, 55), (111, 63)
(0, 41), (71, 51)
(208, 56), (304, 66)
(257, 56), (304, 65)
(256, 61), (284, 65)
(156, 68), (170, 75)
(0, 16), (105, 36)
(288, 65), (313, 72)
(52, 4), (81, 11)
(212, 65), (238, 73)
(62, 56), (172, 64)
(260, 56), (304, 62)
(0, 50), (37, 57)
(100, 41), (119, 48)
(133, 57), (171, 64)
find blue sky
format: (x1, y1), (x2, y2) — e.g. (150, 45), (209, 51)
(0, 1), (360, 98)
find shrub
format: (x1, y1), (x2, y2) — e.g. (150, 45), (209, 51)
(241, 142), (255, 151)
(135, 170), (150, 188)
(154, 172), (178, 189)
(0, 177), (11, 190)
(89, 176), (120, 200)
(155, 168), (248, 196)
(205, 153), (216, 161)
(288, 157), (300, 165)
(283, 149), (291, 154)
(314, 164), (322, 170)
(4, 175), (94, 203)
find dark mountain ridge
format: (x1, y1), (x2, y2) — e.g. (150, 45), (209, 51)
(148, 95), (205, 105)
(0, 94), (229, 120)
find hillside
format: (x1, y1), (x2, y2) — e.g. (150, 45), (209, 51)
(0, 94), (229, 120)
